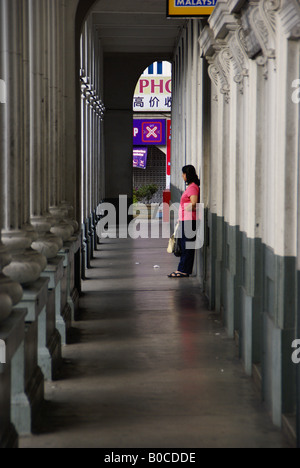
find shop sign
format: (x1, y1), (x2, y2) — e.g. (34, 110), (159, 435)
(133, 148), (148, 169)
(167, 0), (217, 17)
(133, 77), (172, 112)
(133, 119), (166, 146)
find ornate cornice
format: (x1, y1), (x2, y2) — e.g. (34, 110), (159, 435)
(227, 0), (247, 14)
(201, 19), (250, 99)
(208, 62), (220, 101)
(199, 25), (216, 58)
(206, 41), (232, 103)
(209, 0), (239, 39)
(203, 0), (299, 95)
(239, 0), (282, 78)
(228, 26), (249, 94)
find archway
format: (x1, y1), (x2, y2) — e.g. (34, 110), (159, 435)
(133, 60), (172, 222)
(75, 0), (184, 226)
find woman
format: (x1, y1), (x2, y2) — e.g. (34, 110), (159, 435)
(168, 165), (200, 278)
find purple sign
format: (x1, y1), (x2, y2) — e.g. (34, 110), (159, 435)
(133, 119), (166, 146)
(133, 147), (148, 169)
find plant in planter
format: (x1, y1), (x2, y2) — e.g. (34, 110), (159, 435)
(135, 184), (158, 205)
(133, 184), (159, 219)
(133, 188), (139, 204)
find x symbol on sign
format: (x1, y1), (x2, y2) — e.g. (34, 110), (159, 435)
(146, 126), (158, 138)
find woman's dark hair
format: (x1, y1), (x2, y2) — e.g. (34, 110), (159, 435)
(182, 165), (200, 186)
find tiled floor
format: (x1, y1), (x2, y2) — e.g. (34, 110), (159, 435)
(20, 229), (291, 448)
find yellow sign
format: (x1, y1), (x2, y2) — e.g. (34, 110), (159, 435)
(167, 0), (217, 17)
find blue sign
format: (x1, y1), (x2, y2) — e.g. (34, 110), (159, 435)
(175, 0), (217, 5)
(133, 119), (166, 146)
(167, 0), (217, 17)
(133, 148), (148, 169)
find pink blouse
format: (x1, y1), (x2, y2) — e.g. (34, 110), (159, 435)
(179, 183), (200, 221)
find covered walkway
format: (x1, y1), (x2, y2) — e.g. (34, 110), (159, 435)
(1, 0), (300, 450)
(20, 228), (289, 448)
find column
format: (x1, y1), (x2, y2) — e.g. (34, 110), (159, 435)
(0, 0), (47, 285)
(28, 0), (63, 259)
(0, 49), (22, 313)
(22, 0), (49, 276)
(58, 0), (79, 231)
(47, 0), (76, 242)
(0, 3), (28, 445)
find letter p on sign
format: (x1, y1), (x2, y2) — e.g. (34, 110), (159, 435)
(0, 340), (6, 364)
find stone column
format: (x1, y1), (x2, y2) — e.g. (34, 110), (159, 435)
(22, 0), (48, 275)
(0, 0), (23, 320)
(28, 0), (63, 259)
(47, 0), (76, 242)
(0, 0), (47, 285)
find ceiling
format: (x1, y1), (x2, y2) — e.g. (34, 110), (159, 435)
(89, 0), (186, 55)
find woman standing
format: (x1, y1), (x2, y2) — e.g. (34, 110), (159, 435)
(168, 165), (200, 278)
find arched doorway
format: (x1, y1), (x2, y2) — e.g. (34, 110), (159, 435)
(75, 0), (184, 227)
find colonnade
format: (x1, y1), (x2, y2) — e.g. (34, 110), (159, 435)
(171, 0), (300, 434)
(1, 0), (299, 449)
(0, 0), (81, 447)
(80, 15), (105, 272)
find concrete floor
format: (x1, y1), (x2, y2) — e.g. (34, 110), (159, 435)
(20, 226), (291, 448)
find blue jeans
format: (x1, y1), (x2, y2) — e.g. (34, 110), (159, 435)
(177, 221), (197, 275)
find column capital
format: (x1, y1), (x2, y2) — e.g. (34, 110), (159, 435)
(209, 0), (239, 39)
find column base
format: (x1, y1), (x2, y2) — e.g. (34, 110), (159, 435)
(0, 274), (23, 313)
(0, 242), (12, 270)
(3, 249), (47, 286)
(14, 279), (50, 433)
(24, 364), (45, 433)
(50, 221), (74, 242)
(59, 234), (81, 328)
(19, 277), (62, 383)
(11, 390), (31, 437)
(41, 257), (64, 375)
(47, 329), (62, 380)
(49, 206), (76, 242)
(31, 233), (63, 260)
(0, 309), (27, 445)
(72, 287), (80, 321)
(0, 292), (13, 322)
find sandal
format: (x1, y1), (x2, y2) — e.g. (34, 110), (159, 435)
(168, 272), (189, 278)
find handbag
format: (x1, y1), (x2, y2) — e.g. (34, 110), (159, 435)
(167, 223), (181, 257)
(167, 235), (175, 254)
(174, 235), (182, 258)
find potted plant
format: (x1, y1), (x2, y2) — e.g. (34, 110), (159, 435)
(133, 184), (158, 218)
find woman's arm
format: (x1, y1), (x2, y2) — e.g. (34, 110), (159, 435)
(185, 195), (198, 212)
